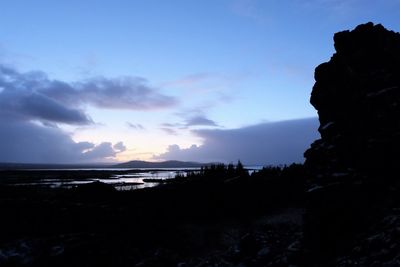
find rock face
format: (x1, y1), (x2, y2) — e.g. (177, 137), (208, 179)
(305, 22), (400, 179)
(304, 22), (400, 264)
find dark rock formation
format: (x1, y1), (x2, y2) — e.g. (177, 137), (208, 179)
(304, 22), (400, 264)
(306, 22), (400, 178)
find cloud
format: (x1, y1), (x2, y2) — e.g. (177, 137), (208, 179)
(126, 122), (145, 130)
(160, 127), (179, 136)
(0, 89), (91, 125)
(0, 64), (178, 127)
(0, 117), (125, 163)
(184, 115), (218, 127)
(159, 115), (219, 136)
(0, 63), (175, 163)
(69, 76), (177, 110)
(162, 72), (243, 106)
(82, 142), (119, 161)
(162, 115), (219, 130)
(113, 141), (126, 152)
(161, 122), (180, 128)
(154, 118), (320, 165)
(39, 76), (178, 111)
(0, 65), (91, 125)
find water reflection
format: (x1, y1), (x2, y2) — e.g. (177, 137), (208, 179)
(2, 167), (263, 191)
(7, 169), (195, 191)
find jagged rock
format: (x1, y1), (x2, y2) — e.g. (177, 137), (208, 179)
(304, 22), (400, 264)
(305, 22), (400, 179)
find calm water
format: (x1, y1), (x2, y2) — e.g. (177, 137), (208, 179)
(12, 169), (196, 190)
(5, 166), (263, 190)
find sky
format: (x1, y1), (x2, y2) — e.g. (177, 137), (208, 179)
(0, 0), (399, 165)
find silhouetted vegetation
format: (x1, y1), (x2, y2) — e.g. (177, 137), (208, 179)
(0, 163), (308, 266)
(175, 160), (248, 180)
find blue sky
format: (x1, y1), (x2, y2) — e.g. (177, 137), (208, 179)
(0, 0), (399, 164)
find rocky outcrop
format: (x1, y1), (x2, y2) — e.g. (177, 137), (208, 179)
(305, 22), (400, 179)
(304, 22), (400, 264)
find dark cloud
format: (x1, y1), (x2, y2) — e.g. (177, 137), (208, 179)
(184, 115), (218, 127)
(76, 77), (178, 110)
(0, 66), (91, 125)
(0, 64), (178, 126)
(0, 90), (91, 124)
(0, 64), (170, 163)
(161, 115), (218, 131)
(159, 115), (218, 136)
(41, 77), (178, 110)
(113, 141), (126, 152)
(82, 142), (118, 161)
(126, 122), (145, 130)
(154, 118), (320, 165)
(0, 117), (125, 163)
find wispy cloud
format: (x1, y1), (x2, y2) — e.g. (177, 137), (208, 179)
(161, 72), (246, 126)
(184, 115), (218, 127)
(161, 122), (180, 128)
(160, 127), (179, 136)
(162, 72), (245, 98)
(126, 122), (145, 130)
(160, 114), (219, 134)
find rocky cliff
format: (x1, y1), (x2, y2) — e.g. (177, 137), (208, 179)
(306, 22), (400, 179)
(304, 22), (400, 265)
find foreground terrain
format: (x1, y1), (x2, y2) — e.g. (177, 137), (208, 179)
(0, 164), (307, 266)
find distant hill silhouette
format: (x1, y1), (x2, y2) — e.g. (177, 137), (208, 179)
(113, 160), (215, 168)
